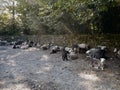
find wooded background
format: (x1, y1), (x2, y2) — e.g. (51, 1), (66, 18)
(0, 0), (120, 47)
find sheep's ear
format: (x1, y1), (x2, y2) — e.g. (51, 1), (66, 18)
(86, 50), (90, 54)
(100, 58), (105, 62)
(114, 48), (118, 52)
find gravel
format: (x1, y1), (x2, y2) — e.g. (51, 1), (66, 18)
(0, 46), (120, 90)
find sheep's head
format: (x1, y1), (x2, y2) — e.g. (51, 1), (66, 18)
(86, 50), (91, 54)
(114, 48), (118, 53)
(100, 58), (106, 63)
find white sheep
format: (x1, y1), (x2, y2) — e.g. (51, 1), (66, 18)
(91, 58), (106, 70)
(41, 44), (48, 50)
(78, 43), (89, 53)
(68, 51), (78, 60)
(21, 45), (29, 49)
(113, 48), (120, 58)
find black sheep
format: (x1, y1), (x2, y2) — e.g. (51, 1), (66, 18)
(62, 47), (69, 61)
(86, 47), (106, 59)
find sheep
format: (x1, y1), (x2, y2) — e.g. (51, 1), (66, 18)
(22, 41), (27, 45)
(58, 46), (63, 51)
(65, 47), (73, 53)
(86, 47), (106, 59)
(36, 43), (41, 48)
(86, 47), (107, 70)
(10, 41), (15, 45)
(97, 45), (107, 50)
(78, 43), (89, 53)
(12, 44), (21, 49)
(64, 47), (78, 60)
(50, 46), (60, 54)
(114, 48), (118, 53)
(15, 40), (23, 45)
(114, 48), (120, 58)
(41, 42), (53, 50)
(91, 58), (106, 70)
(41, 44), (49, 50)
(118, 50), (120, 55)
(68, 51), (78, 60)
(62, 46), (70, 61)
(72, 44), (79, 53)
(28, 41), (34, 47)
(21, 45), (29, 49)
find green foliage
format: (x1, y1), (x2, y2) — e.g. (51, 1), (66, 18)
(0, 0), (120, 36)
(0, 21), (21, 36)
(49, 0), (120, 34)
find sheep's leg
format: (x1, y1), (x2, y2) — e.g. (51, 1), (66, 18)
(100, 63), (104, 70)
(62, 56), (65, 61)
(62, 53), (68, 61)
(91, 60), (94, 67)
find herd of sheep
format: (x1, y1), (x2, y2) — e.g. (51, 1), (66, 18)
(0, 40), (120, 71)
(41, 43), (120, 71)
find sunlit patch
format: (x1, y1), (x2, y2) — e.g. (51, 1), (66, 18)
(36, 70), (45, 74)
(0, 50), (7, 53)
(0, 80), (6, 84)
(79, 81), (96, 90)
(0, 58), (5, 61)
(43, 67), (51, 71)
(9, 52), (21, 58)
(7, 60), (16, 66)
(36, 67), (50, 74)
(15, 75), (25, 81)
(25, 47), (39, 51)
(78, 73), (100, 81)
(41, 55), (49, 61)
(4, 84), (30, 90)
(36, 65), (52, 74)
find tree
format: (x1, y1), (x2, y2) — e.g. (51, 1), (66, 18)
(45, 0), (120, 34)
(0, 0), (120, 35)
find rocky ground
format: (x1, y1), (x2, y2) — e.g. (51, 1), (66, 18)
(0, 46), (120, 90)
